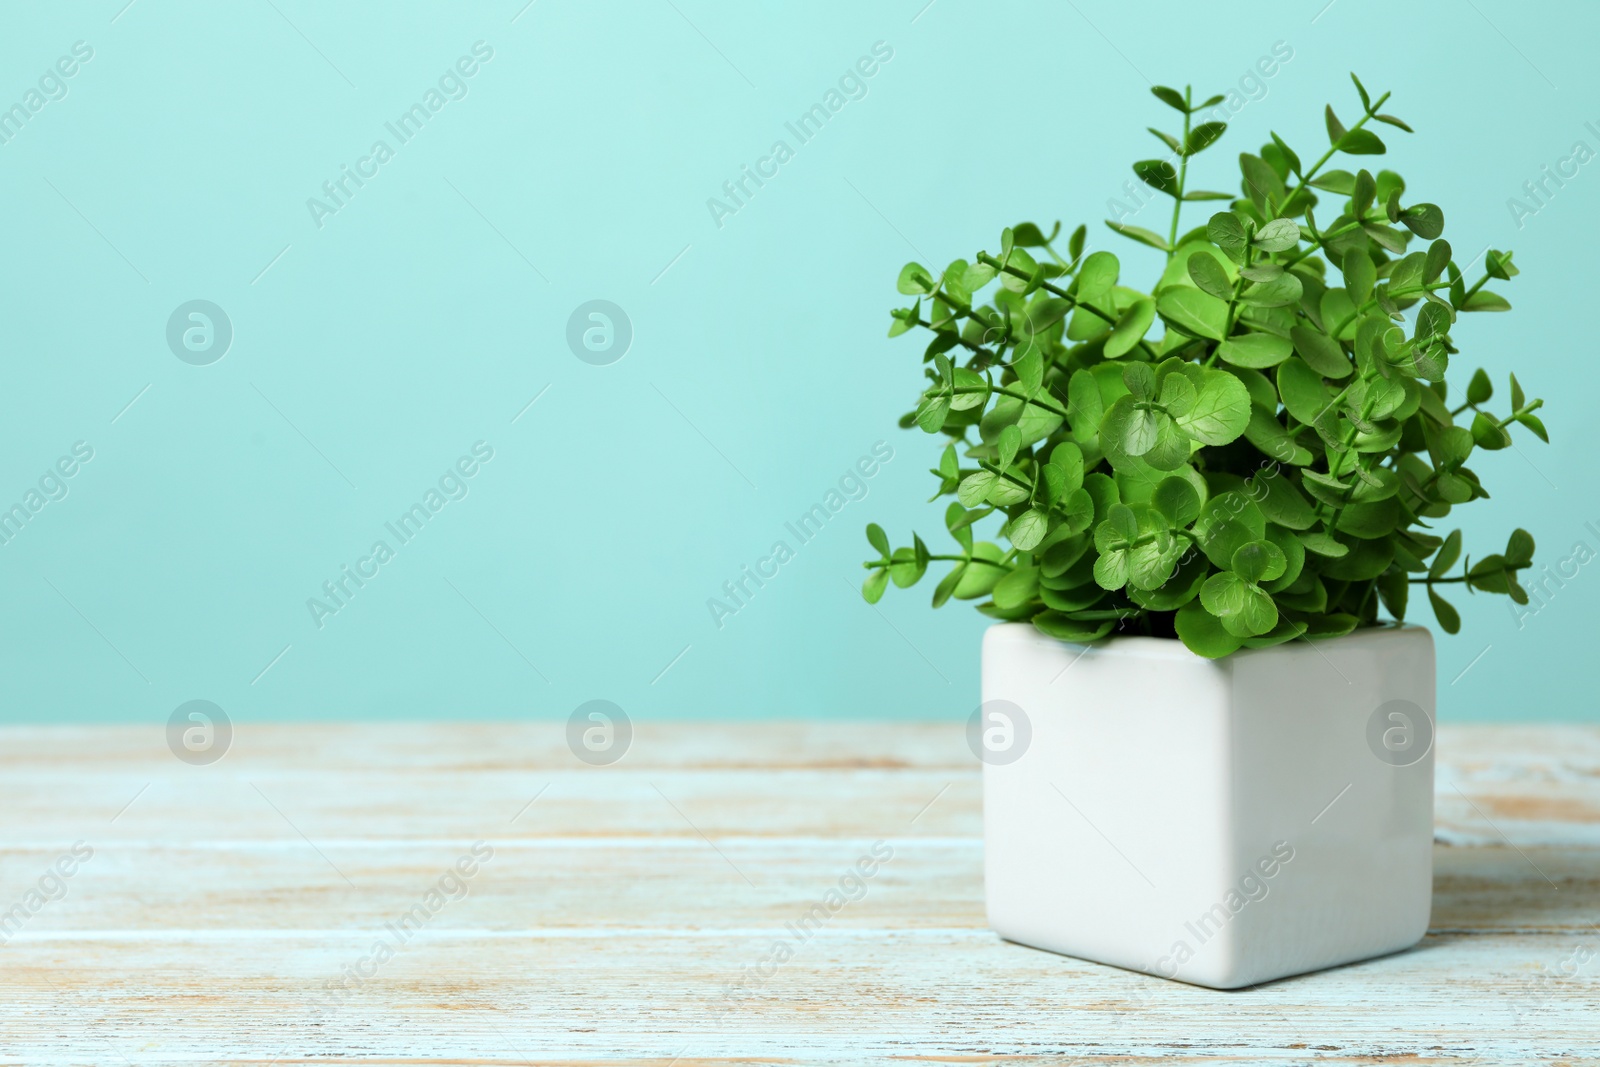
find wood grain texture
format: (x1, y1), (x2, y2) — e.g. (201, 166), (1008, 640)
(0, 723), (1597, 1065)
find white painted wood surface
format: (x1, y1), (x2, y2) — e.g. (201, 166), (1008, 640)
(0, 723), (1597, 1064)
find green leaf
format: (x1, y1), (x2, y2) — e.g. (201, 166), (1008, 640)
(1153, 476), (1201, 526)
(1485, 249), (1518, 280)
(862, 568), (889, 604)
(953, 543), (1006, 599)
(1269, 131), (1302, 177)
(1101, 396), (1160, 457)
(1011, 346), (1043, 395)
(1231, 540), (1287, 583)
(961, 261), (998, 291)
(1176, 600), (1244, 658)
(1076, 251), (1120, 301)
(1243, 407), (1313, 467)
(1308, 169), (1357, 194)
(1375, 113), (1413, 132)
(992, 564), (1039, 610)
(1201, 572), (1278, 636)
(1104, 220), (1172, 252)
(1277, 357), (1332, 423)
(1156, 286), (1229, 341)
(1240, 153), (1285, 213)
(1104, 298), (1155, 359)
(897, 262), (936, 295)
(1067, 369), (1104, 446)
(1207, 212), (1248, 262)
(1175, 369), (1251, 445)
(1462, 290), (1511, 312)
(866, 524), (890, 558)
(1325, 105), (1348, 145)
(997, 247), (1039, 292)
(1336, 499), (1401, 539)
(1158, 370), (1197, 416)
(1186, 121), (1228, 155)
(1148, 127), (1182, 154)
(1400, 203), (1444, 240)
(1186, 251), (1233, 300)
(1414, 301), (1453, 341)
(1430, 529), (1462, 578)
(1249, 466), (1317, 528)
(1290, 325), (1353, 379)
(1472, 411), (1512, 450)
(1428, 587), (1461, 634)
(1033, 612), (1115, 643)
(949, 367), (990, 411)
(1240, 271), (1303, 308)
(957, 470), (996, 507)
(1010, 221), (1058, 247)
(931, 563), (965, 608)
(1218, 332), (1294, 369)
(1466, 368), (1493, 405)
(1151, 85), (1188, 112)
(1339, 129), (1386, 155)
(1009, 509), (1049, 552)
(1252, 218), (1302, 253)
(888, 543), (929, 587)
(1350, 73), (1372, 111)
(1506, 528), (1535, 568)
(1299, 530), (1349, 559)
(1047, 441), (1085, 493)
(1134, 159), (1181, 197)
(1343, 253), (1376, 303)
(915, 393), (950, 433)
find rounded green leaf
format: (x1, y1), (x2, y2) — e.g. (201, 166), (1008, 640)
(1231, 540), (1287, 583)
(1428, 588), (1460, 634)
(1218, 333), (1294, 369)
(1157, 286), (1229, 341)
(1252, 218), (1302, 253)
(992, 564), (1040, 610)
(1104, 298), (1155, 358)
(1033, 612), (1116, 643)
(1076, 251), (1120, 301)
(1009, 509), (1050, 552)
(1134, 159), (1181, 197)
(1290, 325), (1352, 379)
(866, 524), (890, 557)
(1187, 251), (1233, 300)
(953, 543), (1006, 600)
(1174, 369), (1251, 446)
(1176, 600), (1244, 658)
(1153, 476), (1201, 526)
(1277, 357), (1332, 424)
(897, 262), (936, 295)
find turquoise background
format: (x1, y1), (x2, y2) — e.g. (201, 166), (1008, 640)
(0, 0), (1593, 724)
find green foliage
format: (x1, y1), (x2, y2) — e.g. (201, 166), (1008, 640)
(864, 77), (1548, 658)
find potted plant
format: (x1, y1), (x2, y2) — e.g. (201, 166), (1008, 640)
(861, 76), (1548, 988)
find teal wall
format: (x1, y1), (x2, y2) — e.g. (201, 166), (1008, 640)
(0, 0), (1593, 723)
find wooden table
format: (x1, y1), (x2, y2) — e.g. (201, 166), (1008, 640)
(2, 723), (1597, 1065)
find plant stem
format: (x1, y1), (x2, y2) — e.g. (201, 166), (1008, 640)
(1167, 89), (1192, 259)
(955, 383), (1069, 418)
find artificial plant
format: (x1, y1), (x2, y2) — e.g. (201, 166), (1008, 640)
(861, 75), (1547, 657)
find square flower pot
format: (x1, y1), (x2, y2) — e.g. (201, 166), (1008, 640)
(979, 622), (1435, 989)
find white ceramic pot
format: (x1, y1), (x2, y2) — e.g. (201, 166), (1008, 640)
(979, 622), (1435, 989)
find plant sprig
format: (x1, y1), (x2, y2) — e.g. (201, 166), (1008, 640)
(864, 74), (1547, 658)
